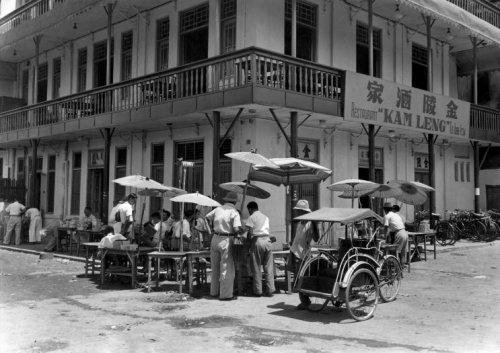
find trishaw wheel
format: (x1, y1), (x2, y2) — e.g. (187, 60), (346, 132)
(345, 268), (379, 321)
(378, 255), (401, 302)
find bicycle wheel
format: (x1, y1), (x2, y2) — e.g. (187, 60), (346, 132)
(378, 255), (401, 302)
(463, 222), (477, 240)
(435, 221), (455, 246)
(345, 268), (379, 321)
(475, 222), (487, 242)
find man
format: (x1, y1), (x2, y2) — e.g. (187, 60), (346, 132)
(81, 207), (99, 231)
(246, 201), (275, 297)
(108, 200), (123, 234)
(289, 199), (319, 310)
(25, 206), (42, 243)
(383, 202), (408, 265)
(205, 191), (242, 300)
(117, 193), (136, 239)
(139, 212), (161, 247)
(3, 198), (26, 245)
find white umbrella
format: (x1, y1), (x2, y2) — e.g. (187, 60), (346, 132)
(327, 179), (379, 207)
(112, 175), (168, 191)
(358, 184), (403, 199)
(170, 192), (221, 208)
(219, 181), (271, 199)
(138, 187), (186, 198)
(225, 151), (278, 169)
(387, 180), (431, 206)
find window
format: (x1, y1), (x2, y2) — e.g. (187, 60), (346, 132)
(179, 4), (209, 64)
(174, 141), (204, 193)
(285, 0), (317, 61)
(454, 161), (459, 182)
(296, 139), (320, 211)
(460, 161), (465, 182)
(412, 44), (428, 90)
(77, 48), (87, 93)
(17, 158), (25, 181)
(156, 18), (169, 71)
(93, 40), (114, 88)
(221, 0), (236, 54)
(477, 72), (490, 105)
(150, 143), (165, 212)
(71, 152), (82, 215)
(356, 22), (382, 78)
(22, 69), (29, 102)
(37, 62), (48, 102)
(114, 147), (127, 202)
(121, 31), (133, 81)
(47, 155), (56, 213)
(52, 57), (61, 99)
(466, 162), (471, 182)
(219, 139), (232, 184)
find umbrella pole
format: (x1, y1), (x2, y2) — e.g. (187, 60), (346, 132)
(240, 166), (252, 214)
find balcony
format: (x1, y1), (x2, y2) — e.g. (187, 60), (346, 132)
(447, 0), (500, 28)
(0, 0), (64, 35)
(0, 47), (344, 142)
(470, 104), (500, 143)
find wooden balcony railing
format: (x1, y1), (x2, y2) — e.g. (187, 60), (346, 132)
(470, 104), (500, 142)
(0, 0), (64, 35)
(447, 0), (500, 28)
(0, 47), (344, 134)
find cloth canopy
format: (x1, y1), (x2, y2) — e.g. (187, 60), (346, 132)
(294, 207), (383, 224)
(401, 0), (500, 45)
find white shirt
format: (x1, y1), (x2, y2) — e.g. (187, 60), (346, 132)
(383, 211), (405, 232)
(117, 201), (134, 223)
(25, 208), (41, 219)
(108, 203), (122, 223)
(245, 210), (270, 236)
(290, 221), (315, 259)
(172, 219), (191, 239)
(6, 201), (25, 216)
(206, 203), (242, 234)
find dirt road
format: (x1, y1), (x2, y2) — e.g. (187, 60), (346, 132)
(0, 243), (499, 353)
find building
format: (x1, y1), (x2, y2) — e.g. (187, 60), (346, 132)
(0, 0), (499, 242)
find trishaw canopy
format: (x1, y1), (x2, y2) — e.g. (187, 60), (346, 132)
(294, 207), (383, 224)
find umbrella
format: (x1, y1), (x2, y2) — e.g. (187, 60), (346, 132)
(225, 151), (278, 169)
(386, 180), (431, 205)
(358, 184), (403, 199)
(112, 175), (168, 191)
(219, 181), (271, 199)
(327, 179), (379, 207)
(249, 158), (332, 186)
(138, 187), (186, 198)
(170, 192), (221, 208)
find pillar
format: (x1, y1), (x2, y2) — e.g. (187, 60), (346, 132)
(428, 134), (435, 215)
(29, 139), (39, 208)
(212, 111), (221, 200)
(32, 35), (42, 104)
(291, 0), (297, 57)
(102, 128), (113, 222)
(473, 141), (480, 212)
(289, 111), (298, 243)
(104, 3), (115, 86)
(367, 0), (376, 182)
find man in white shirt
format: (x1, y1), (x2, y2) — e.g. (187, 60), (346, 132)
(3, 198), (26, 245)
(108, 200), (123, 234)
(25, 207), (42, 243)
(246, 201), (275, 297)
(205, 191), (242, 300)
(81, 207), (99, 231)
(382, 202), (408, 264)
(117, 193), (136, 239)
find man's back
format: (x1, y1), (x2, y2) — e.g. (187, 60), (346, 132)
(207, 204), (241, 234)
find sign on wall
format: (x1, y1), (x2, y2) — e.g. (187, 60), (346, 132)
(344, 72), (470, 139)
(359, 146), (384, 168)
(297, 139), (318, 161)
(414, 153), (429, 171)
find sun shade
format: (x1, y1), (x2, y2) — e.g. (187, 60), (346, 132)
(294, 208), (383, 224)
(401, 0), (500, 45)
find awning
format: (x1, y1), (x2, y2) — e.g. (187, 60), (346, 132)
(294, 208), (383, 224)
(401, 0), (500, 45)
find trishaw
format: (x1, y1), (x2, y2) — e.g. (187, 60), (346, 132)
(293, 208), (402, 321)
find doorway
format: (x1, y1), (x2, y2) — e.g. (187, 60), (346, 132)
(486, 185), (500, 211)
(87, 150), (105, 219)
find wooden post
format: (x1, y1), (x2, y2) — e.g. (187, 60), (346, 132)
(367, 1), (376, 183)
(289, 111), (298, 243)
(427, 134), (436, 216)
(29, 139), (39, 208)
(425, 16), (434, 92)
(473, 141), (480, 212)
(472, 37), (478, 105)
(291, 0), (297, 57)
(368, 0), (374, 77)
(104, 3), (115, 86)
(32, 35), (42, 104)
(212, 111), (221, 200)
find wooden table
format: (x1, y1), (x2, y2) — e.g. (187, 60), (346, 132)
(82, 242), (155, 288)
(74, 230), (105, 257)
(407, 231), (437, 272)
(146, 250), (211, 295)
(271, 250), (293, 293)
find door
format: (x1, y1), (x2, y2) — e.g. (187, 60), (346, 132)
(486, 185), (500, 211)
(87, 168), (104, 219)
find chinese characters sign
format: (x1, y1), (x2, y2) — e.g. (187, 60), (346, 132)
(414, 153), (429, 171)
(344, 72), (470, 139)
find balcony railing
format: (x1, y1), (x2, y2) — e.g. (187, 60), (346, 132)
(470, 104), (500, 142)
(0, 0), (65, 35)
(0, 47), (344, 134)
(447, 0), (500, 28)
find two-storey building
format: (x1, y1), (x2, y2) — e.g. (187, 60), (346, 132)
(0, 0), (499, 241)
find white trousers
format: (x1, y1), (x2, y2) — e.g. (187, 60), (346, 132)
(210, 234), (235, 299)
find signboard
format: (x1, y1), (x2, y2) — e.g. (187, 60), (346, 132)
(89, 150), (104, 168)
(297, 139), (318, 161)
(359, 147), (383, 168)
(414, 153), (429, 171)
(344, 72), (470, 139)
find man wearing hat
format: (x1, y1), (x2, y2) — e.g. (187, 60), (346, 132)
(117, 193), (137, 239)
(205, 191), (242, 300)
(289, 199), (319, 310)
(382, 202), (408, 264)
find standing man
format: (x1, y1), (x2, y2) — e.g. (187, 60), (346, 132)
(108, 200), (123, 234)
(205, 191), (242, 301)
(25, 206), (42, 243)
(382, 202), (408, 265)
(246, 201), (275, 297)
(3, 198), (26, 245)
(118, 193), (137, 239)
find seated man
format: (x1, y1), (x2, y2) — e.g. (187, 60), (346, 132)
(139, 212), (161, 247)
(81, 207), (99, 231)
(169, 210), (191, 250)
